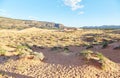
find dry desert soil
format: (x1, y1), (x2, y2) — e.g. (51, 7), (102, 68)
(0, 28), (120, 78)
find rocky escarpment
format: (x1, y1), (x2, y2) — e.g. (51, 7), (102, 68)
(0, 17), (65, 30)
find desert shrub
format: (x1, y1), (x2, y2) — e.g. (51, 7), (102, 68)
(51, 46), (62, 51)
(16, 45), (32, 56)
(32, 45), (44, 49)
(0, 48), (7, 56)
(38, 46), (44, 49)
(16, 45), (27, 51)
(51, 46), (70, 53)
(80, 50), (93, 55)
(80, 50), (93, 60)
(16, 45), (45, 61)
(82, 36), (95, 42)
(96, 52), (106, 69)
(101, 41), (108, 49)
(63, 47), (69, 52)
(22, 43), (32, 49)
(96, 52), (105, 60)
(31, 52), (45, 61)
(81, 42), (90, 47)
(80, 50), (111, 70)
(86, 45), (94, 49)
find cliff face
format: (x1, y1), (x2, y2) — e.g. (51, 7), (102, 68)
(0, 17), (65, 29)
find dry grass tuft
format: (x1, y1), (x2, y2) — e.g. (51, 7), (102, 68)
(80, 50), (119, 70)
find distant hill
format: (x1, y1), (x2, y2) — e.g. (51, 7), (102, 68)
(82, 25), (120, 29)
(0, 17), (65, 30)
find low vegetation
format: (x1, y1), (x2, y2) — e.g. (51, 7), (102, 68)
(16, 45), (32, 56)
(51, 46), (62, 51)
(101, 41), (108, 49)
(85, 44), (94, 49)
(3, 44), (45, 61)
(63, 47), (69, 52)
(0, 28), (119, 48)
(0, 47), (7, 56)
(0, 27), (119, 74)
(80, 50), (118, 70)
(80, 50), (94, 61)
(31, 52), (45, 61)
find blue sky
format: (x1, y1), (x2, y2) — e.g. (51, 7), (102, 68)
(0, 0), (120, 27)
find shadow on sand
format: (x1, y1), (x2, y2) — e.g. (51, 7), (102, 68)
(31, 44), (120, 66)
(0, 70), (33, 78)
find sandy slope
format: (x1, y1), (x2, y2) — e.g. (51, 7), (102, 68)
(0, 42), (120, 78)
(0, 28), (120, 78)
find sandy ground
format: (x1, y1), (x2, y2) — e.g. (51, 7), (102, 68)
(0, 42), (120, 78)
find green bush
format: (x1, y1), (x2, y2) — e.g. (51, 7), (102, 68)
(101, 41), (108, 49)
(86, 45), (94, 49)
(80, 50), (108, 70)
(51, 46), (62, 51)
(96, 52), (106, 69)
(16, 45), (32, 56)
(63, 47), (69, 52)
(80, 50), (93, 60)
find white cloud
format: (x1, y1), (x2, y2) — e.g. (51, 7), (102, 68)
(78, 11), (84, 15)
(63, 0), (84, 11)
